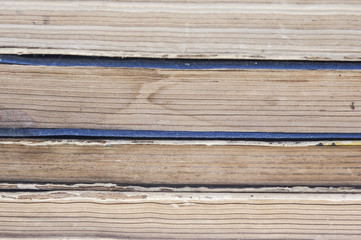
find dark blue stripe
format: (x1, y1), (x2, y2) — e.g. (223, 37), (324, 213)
(1, 128), (361, 140)
(2, 54), (361, 70)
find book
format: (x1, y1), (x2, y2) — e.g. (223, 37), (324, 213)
(0, 0), (360, 60)
(1, 139), (360, 186)
(1, 189), (360, 239)
(1, 65), (360, 133)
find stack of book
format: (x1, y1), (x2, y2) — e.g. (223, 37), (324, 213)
(1, 1), (361, 238)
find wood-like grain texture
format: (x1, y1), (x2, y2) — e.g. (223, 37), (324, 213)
(1, 65), (361, 133)
(1, 139), (361, 186)
(1, 191), (361, 239)
(1, 0), (361, 60)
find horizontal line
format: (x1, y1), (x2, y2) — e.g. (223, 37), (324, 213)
(1, 211), (359, 217)
(1, 128), (361, 140)
(1, 229), (360, 237)
(2, 54), (361, 70)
